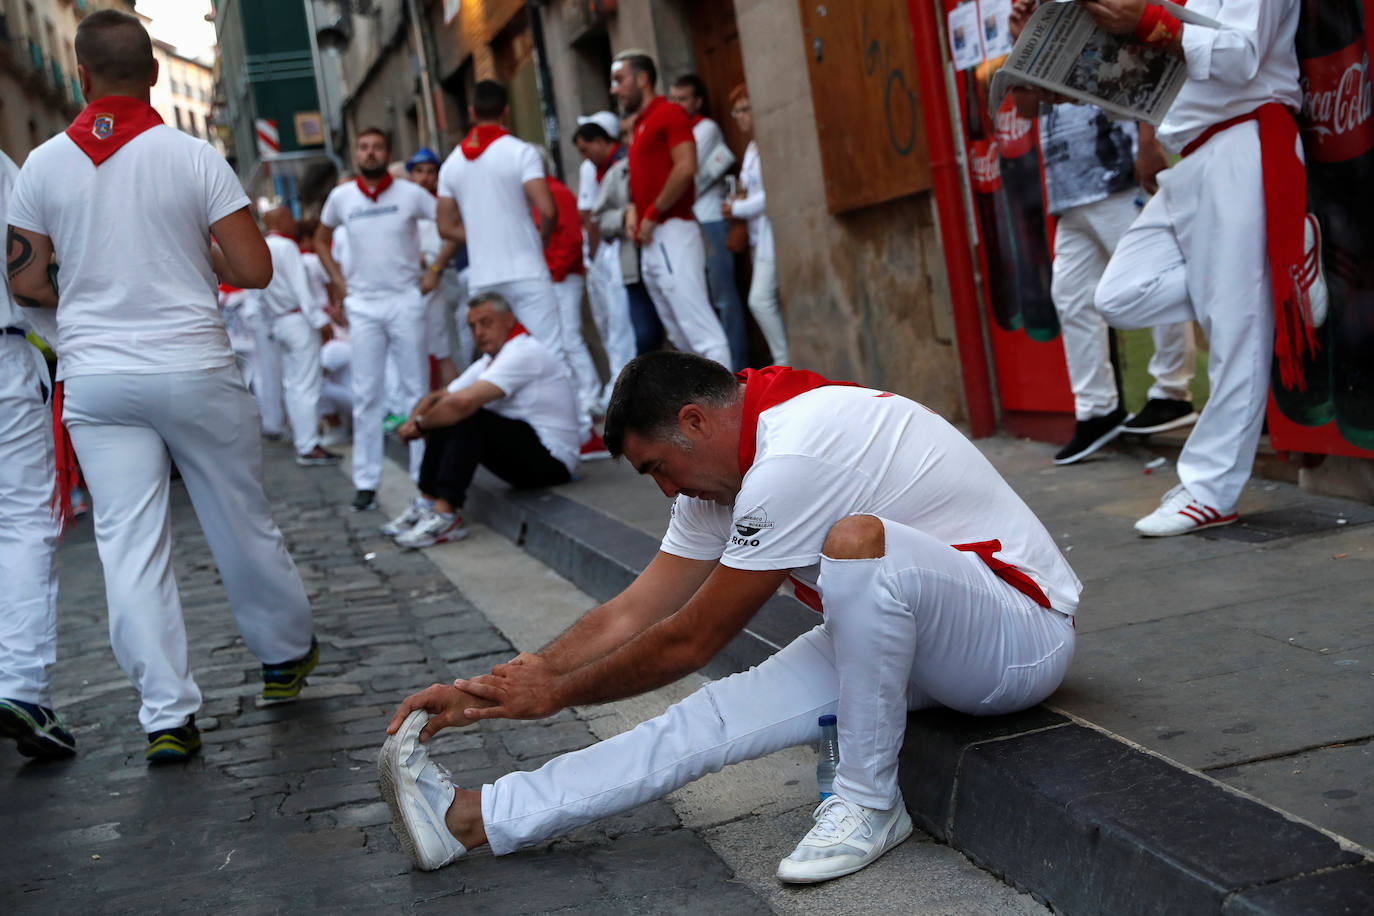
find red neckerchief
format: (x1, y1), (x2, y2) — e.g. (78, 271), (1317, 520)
(735, 366), (1053, 613)
(688, 113), (704, 128)
(736, 366), (859, 474)
(595, 142), (623, 182)
(506, 322), (529, 341)
(1183, 103), (1312, 390)
(218, 282), (240, 295)
(355, 173), (393, 203)
(462, 123), (510, 160)
(65, 96), (164, 166)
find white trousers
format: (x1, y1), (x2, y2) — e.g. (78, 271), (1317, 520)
(250, 316), (285, 435)
(586, 243), (636, 395)
(272, 312), (323, 455)
(62, 365), (315, 731)
(1053, 191), (1194, 420)
(477, 277), (591, 439)
(452, 268), (475, 371)
(424, 279), (455, 361)
(639, 218), (732, 367)
(747, 253), (789, 365)
(348, 292), (428, 489)
(1095, 123), (1273, 511)
(319, 339), (353, 419)
(553, 274), (604, 414)
(481, 517), (1075, 854)
(0, 336), (60, 706)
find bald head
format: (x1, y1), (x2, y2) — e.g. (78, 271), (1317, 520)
(264, 207), (298, 239)
(75, 10), (156, 97)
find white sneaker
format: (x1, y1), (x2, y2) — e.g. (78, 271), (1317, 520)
(381, 501), (429, 538)
(1134, 483), (1238, 537)
(378, 710), (467, 871)
(776, 795), (913, 884)
(1300, 212), (1328, 328)
(394, 510), (468, 549)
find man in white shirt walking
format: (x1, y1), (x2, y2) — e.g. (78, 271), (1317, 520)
(0, 147), (72, 761)
(6, 10), (319, 762)
(315, 128), (439, 511)
(668, 74), (747, 370)
(379, 352), (1079, 882)
(259, 206), (339, 466)
(381, 293), (579, 548)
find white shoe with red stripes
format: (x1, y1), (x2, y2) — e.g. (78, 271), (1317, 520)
(1134, 484), (1238, 537)
(1300, 213), (1329, 328)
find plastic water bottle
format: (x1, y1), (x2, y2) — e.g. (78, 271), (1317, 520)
(816, 714), (839, 800)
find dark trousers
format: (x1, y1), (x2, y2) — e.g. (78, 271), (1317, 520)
(419, 409), (572, 508)
(625, 282), (664, 355)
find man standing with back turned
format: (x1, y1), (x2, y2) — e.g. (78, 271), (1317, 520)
(6, 10), (318, 762)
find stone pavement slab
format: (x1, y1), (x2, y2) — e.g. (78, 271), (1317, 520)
(0, 443), (773, 914)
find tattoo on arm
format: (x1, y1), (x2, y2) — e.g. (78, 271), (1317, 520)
(6, 226), (34, 278)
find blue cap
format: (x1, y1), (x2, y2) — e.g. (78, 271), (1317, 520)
(405, 147), (439, 171)
(819, 714), (837, 726)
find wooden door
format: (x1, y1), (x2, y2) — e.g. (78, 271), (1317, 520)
(688, 0), (749, 158)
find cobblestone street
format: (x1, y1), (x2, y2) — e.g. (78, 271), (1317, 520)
(0, 445), (769, 914)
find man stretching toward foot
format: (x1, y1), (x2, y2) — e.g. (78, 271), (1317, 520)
(381, 294), (580, 549)
(379, 352), (1080, 882)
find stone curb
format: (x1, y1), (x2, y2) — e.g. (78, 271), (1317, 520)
(460, 475), (1374, 915)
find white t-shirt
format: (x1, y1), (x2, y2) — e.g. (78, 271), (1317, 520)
(259, 234), (327, 328)
(319, 179), (435, 298)
(437, 135), (549, 289)
(8, 126), (249, 380)
(447, 332), (580, 473)
(1157, 0), (1300, 155)
(302, 251), (332, 313)
(660, 386), (1082, 615)
(691, 118), (730, 224)
(576, 158), (600, 212)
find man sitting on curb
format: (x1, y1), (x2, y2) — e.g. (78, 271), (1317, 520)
(381, 293), (581, 549)
(378, 352), (1081, 883)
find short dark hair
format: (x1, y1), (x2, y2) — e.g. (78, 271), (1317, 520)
(603, 352), (739, 457)
(614, 53), (657, 89)
(357, 126), (390, 151)
(74, 10), (155, 86)
(671, 74), (709, 114)
(572, 122), (612, 145)
(473, 80), (509, 120)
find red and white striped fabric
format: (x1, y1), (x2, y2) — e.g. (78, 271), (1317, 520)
(255, 119), (279, 159)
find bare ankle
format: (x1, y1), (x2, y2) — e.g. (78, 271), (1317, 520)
(445, 787), (487, 849)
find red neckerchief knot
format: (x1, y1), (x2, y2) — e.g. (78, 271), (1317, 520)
(462, 124), (511, 160)
(506, 322), (529, 342)
(65, 96), (164, 166)
(356, 173), (393, 203)
(736, 366), (859, 475)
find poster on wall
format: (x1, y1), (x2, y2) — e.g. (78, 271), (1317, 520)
(948, 2), (984, 71)
(1267, 0), (1374, 459)
(980, 0), (1014, 60)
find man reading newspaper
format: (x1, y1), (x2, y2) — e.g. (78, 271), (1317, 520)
(1079, 0), (1326, 536)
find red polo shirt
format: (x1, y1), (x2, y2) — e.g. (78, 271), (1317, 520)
(628, 95), (696, 223)
(535, 177), (586, 282)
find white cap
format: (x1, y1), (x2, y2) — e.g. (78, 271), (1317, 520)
(576, 110), (621, 139)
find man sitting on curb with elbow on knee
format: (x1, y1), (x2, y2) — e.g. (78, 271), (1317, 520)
(381, 292), (581, 549)
(379, 352), (1081, 882)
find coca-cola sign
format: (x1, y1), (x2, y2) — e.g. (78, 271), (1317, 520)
(970, 139), (1003, 192)
(993, 97), (1035, 158)
(1300, 44), (1374, 162)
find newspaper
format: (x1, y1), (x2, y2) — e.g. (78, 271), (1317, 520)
(989, 1), (1219, 125)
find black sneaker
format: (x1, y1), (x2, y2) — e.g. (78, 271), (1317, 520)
(351, 489), (378, 512)
(146, 716), (201, 763)
(1053, 407), (1127, 465)
(262, 637), (319, 700)
(0, 698), (76, 760)
(1122, 398), (1200, 435)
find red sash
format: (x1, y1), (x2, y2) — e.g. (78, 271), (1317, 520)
(355, 173), (393, 203)
(65, 96), (163, 166)
(1181, 103), (1314, 390)
(51, 383), (79, 533)
(462, 124), (510, 160)
(735, 366), (1052, 612)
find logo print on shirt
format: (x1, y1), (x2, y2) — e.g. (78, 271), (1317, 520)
(92, 115), (114, 140)
(734, 506), (774, 538)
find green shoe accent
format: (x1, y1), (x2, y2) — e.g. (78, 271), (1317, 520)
(146, 717), (201, 763)
(382, 413), (406, 435)
(262, 637), (320, 700)
(0, 698), (76, 759)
